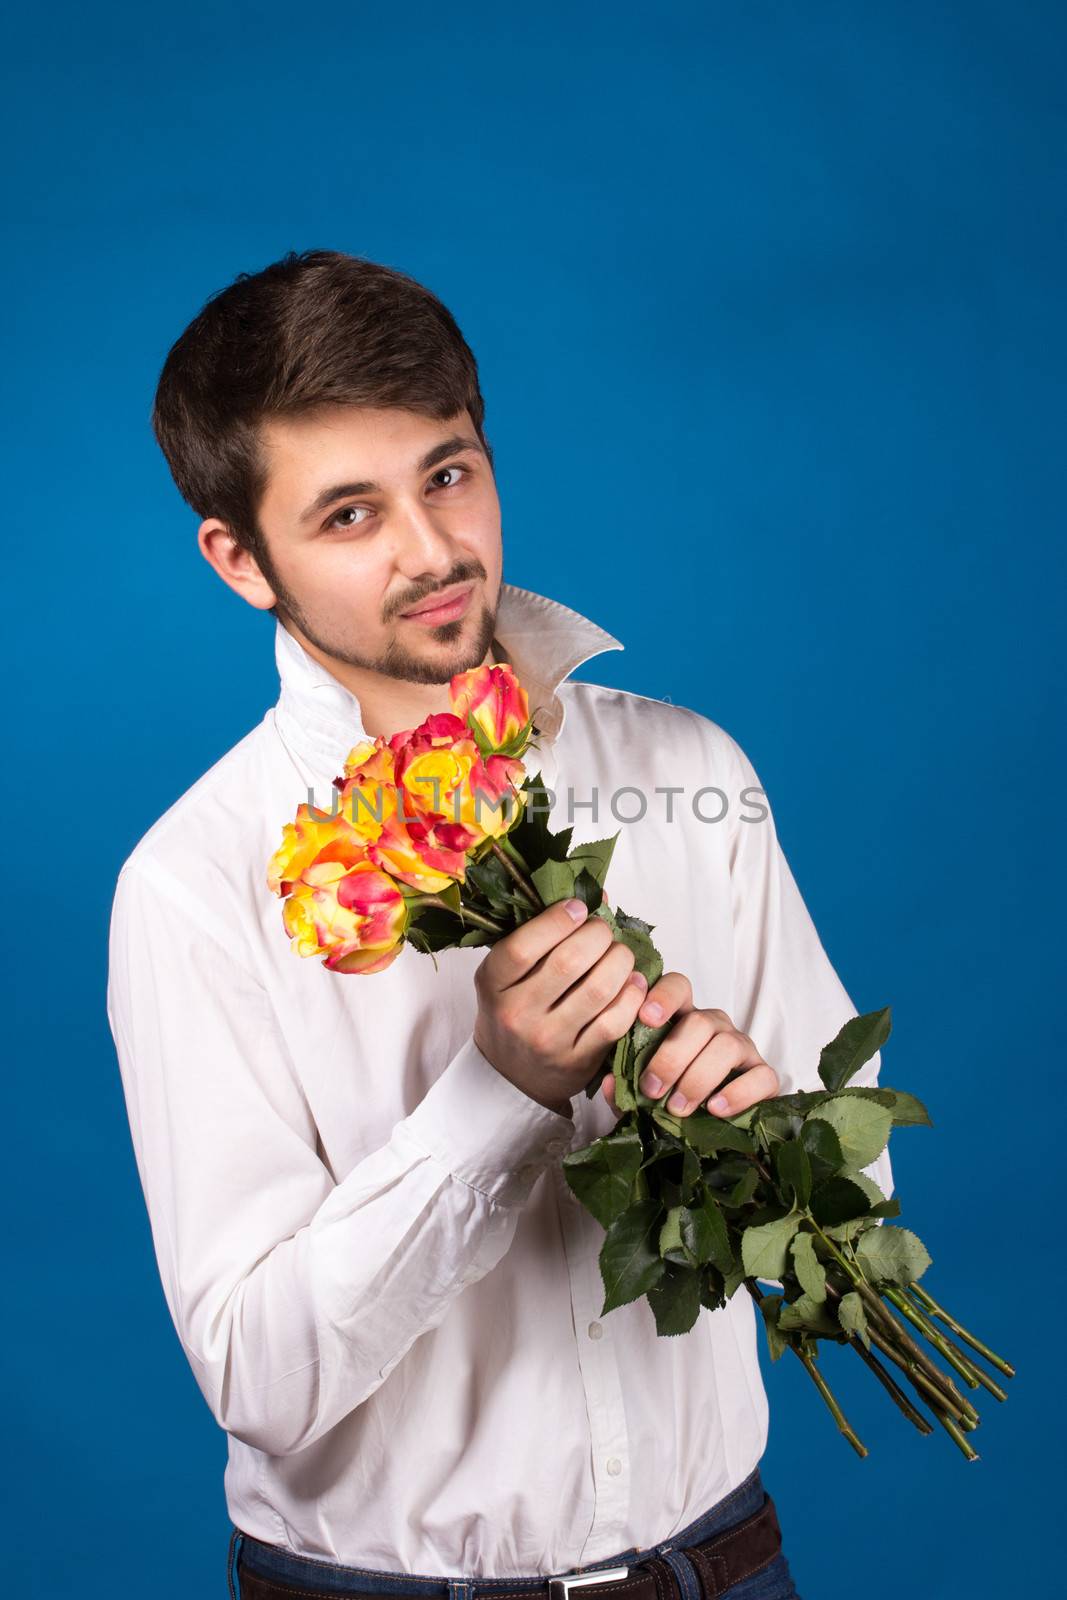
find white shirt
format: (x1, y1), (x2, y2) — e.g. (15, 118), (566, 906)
(106, 582), (892, 1576)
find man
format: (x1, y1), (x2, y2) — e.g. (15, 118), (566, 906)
(107, 250), (891, 1599)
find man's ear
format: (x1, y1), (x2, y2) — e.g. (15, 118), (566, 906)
(197, 518), (278, 612)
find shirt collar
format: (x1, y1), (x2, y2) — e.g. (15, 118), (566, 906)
(272, 581), (624, 777)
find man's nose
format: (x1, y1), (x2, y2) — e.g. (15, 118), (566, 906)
(391, 499), (459, 578)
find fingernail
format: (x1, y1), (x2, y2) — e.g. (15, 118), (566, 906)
(642, 1001), (664, 1022)
(564, 898), (588, 921)
(640, 1072), (663, 1096)
(628, 971), (648, 991)
(668, 1092), (690, 1114)
(709, 1094), (729, 1114)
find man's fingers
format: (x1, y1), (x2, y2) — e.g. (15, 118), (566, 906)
(483, 897), (593, 991)
(701, 1061), (780, 1117)
(635, 969), (695, 1028)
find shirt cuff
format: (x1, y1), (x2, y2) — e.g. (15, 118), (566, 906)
(397, 1034), (578, 1207)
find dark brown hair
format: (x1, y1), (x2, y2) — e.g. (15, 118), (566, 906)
(151, 249), (492, 570)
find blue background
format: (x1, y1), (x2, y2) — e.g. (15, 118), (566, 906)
(5, 2), (1061, 1594)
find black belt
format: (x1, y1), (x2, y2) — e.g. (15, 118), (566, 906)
(235, 1492), (782, 1600)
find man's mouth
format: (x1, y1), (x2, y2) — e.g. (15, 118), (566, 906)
(400, 582), (476, 625)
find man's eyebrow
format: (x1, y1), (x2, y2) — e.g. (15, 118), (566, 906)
(298, 434), (486, 524)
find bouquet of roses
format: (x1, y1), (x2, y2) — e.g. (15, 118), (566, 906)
(266, 661), (1014, 1459)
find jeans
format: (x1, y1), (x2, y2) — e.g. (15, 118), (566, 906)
(229, 1466), (801, 1600)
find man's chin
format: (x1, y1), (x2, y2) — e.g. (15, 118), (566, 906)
(382, 604), (498, 685)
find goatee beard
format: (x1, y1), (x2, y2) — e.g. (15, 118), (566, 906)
(275, 594), (499, 687)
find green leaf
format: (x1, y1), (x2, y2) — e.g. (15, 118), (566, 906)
(741, 1212), (802, 1280)
(755, 1103), (804, 1142)
(464, 856), (531, 917)
(817, 1007), (892, 1092)
(609, 921), (663, 987)
(610, 1032), (638, 1112)
(568, 834), (620, 888)
(845, 1171), (887, 1206)
(680, 1143), (702, 1203)
(832, 1085), (932, 1127)
(758, 1293), (789, 1362)
(855, 1226), (932, 1287)
(659, 1206), (686, 1260)
(531, 857), (579, 905)
(404, 908), (466, 951)
(810, 1098), (893, 1171)
(681, 1193), (734, 1273)
(837, 1291), (871, 1350)
(591, 903), (620, 935)
(699, 1264), (728, 1312)
(677, 1111), (755, 1156)
(571, 866), (606, 912)
(822, 1216), (878, 1243)
(457, 928), (493, 947)
(799, 1116), (844, 1176)
(647, 1260), (703, 1335)
(506, 772), (572, 871)
(722, 1263), (746, 1300)
(778, 1292), (839, 1335)
(773, 1138), (812, 1207)
(615, 907), (656, 937)
(599, 1199), (668, 1313)
(790, 1230), (827, 1303)
(809, 1175), (874, 1227)
(652, 1105), (685, 1138)
(561, 1125), (644, 1229)
(725, 1166), (760, 1208)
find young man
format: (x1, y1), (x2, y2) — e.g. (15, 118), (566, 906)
(107, 251), (891, 1600)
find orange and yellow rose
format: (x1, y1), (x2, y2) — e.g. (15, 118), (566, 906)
(449, 663), (532, 753)
(277, 847), (409, 975)
(268, 661), (537, 975)
(389, 714), (526, 849)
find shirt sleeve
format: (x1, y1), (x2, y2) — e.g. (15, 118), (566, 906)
(106, 853), (574, 1458)
(720, 728), (895, 1221)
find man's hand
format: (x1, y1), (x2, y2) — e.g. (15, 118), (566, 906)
(601, 970), (779, 1120)
(473, 897), (651, 1118)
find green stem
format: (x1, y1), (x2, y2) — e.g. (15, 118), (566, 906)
(862, 1320), (972, 1424)
(821, 1281), (933, 1433)
(421, 895), (505, 935)
(489, 839), (543, 910)
(743, 1280), (868, 1456)
(908, 1283), (1016, 1378)
(809, 1223), (976, 1422)
(792, 1341), (868, 1457)
(885, 1286), (1007, 1401)
(927, 1399), (981, 1462)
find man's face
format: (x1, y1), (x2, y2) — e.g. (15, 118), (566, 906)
(250, 404), (503, 686)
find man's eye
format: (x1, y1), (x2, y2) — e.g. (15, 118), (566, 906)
(328, 505), (372, 531)
(432, 464), (469, 489)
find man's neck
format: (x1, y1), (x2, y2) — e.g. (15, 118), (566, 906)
(289, 628), (500, 741)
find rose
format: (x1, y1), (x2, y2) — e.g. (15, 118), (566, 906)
(388, 714), (527, 850)
(340, 737), (463, 892)
(280, 852), (409, 974)
(449, 663), (532, 752)
(267, 802), (361, 897)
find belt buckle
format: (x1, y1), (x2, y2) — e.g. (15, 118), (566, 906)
(547, 1566), (630, 1600)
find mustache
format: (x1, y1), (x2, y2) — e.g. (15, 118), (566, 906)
(388, 562), (488, 619)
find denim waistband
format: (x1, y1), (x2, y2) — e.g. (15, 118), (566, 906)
(231, 1465), (765, 1599)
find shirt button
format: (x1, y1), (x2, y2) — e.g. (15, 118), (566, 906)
(546, 1137), (569, 1156)
(606, 1457), (623, 1476)
(588, 1321), (603, 1340)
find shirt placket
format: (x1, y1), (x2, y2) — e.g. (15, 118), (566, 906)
(553, 1094), (633, 1563)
